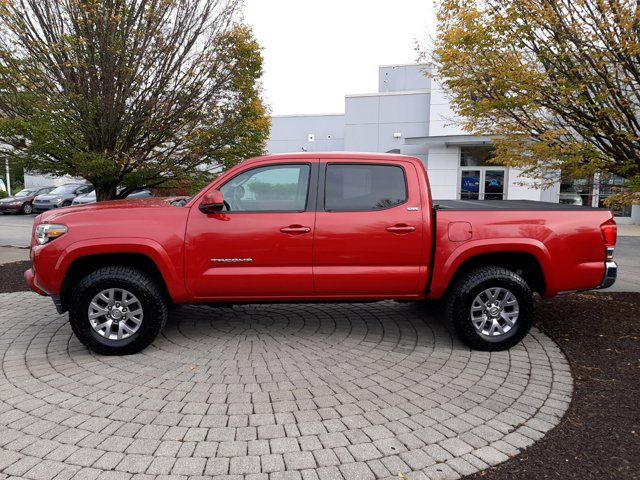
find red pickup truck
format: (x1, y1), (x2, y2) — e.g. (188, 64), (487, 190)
(25, 153), (618, 355)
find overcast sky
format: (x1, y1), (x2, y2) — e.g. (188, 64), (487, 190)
(243, 0), (437, 116)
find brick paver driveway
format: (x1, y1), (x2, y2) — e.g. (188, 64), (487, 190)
(0, 292), (572, 480)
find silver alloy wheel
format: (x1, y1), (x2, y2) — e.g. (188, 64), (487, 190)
(470, 287), (519, 337)
(23, 203), (33, 214)
(88, 288), (143, 340)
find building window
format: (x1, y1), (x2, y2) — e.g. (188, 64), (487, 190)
(598, 173), (632, 217)
(460, 145), (494, 166)
(560, 172), (632, 217)
(459, 146), (506, 200)
(558, 176), (592, 206)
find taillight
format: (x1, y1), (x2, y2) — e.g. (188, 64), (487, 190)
(600, 219), (617, 259)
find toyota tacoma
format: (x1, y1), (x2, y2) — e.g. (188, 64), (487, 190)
(25, 153), (618, 355)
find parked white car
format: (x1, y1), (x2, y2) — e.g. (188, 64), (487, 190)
(72, 188), (153, 205)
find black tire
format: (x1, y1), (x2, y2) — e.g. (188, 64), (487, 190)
(21, 203), (33, 215)
(68, 266), (167, 355)
(445, 266), (534, 351)
(62, 200), (72, 207)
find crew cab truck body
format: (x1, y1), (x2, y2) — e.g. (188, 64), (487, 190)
(25, 153), (618, 355)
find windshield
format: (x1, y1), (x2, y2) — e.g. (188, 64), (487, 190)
(15, 189), (37, 197)
(50, 185), (80, 194)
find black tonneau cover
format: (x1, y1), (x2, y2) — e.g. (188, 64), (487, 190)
(434, 199), (606, 211)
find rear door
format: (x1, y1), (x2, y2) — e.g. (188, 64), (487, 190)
(185, 161), (318, 299)
(313, 160), (424, 296)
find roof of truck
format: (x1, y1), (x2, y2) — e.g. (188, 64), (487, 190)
(252, 151), (420, 161)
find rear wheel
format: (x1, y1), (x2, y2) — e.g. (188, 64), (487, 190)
(21, 203), (33, 214)
(445, 266), (534, 351)
(68, 266), (167, 355)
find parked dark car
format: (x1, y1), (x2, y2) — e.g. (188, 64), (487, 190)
(71, 188), (153, 206)
(33, 184), (94, 212)
(0, 186), (55, 214)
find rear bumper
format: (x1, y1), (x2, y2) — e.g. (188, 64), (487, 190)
(597, 261), (617, 289)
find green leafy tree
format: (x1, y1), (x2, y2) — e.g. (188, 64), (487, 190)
(429, 0), (640, 207)
(0, 156), (24, 193)
(0, 0), (270, 201)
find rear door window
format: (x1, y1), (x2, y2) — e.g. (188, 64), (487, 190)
(324, 164), (407, 211)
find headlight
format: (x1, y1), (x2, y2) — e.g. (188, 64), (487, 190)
(35, 224), (67, 245)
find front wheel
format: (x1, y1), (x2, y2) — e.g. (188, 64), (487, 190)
(68, 266), (167, 355)
(445, 266), (534, 351)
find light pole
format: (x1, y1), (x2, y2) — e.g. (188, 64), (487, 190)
(4, 158), (10, 196)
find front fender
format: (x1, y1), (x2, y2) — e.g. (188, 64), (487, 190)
(52, 238), (188, 302)
(428, 238), (556, 299)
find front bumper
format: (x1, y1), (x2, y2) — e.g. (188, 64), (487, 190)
(24, 268), (47, 296)
(25, 268), (66, 313)
(597, 261), (617, 289)
(0, 204), (22, 213)
(32, 203), (59, 212)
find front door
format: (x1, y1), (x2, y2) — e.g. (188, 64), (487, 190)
(313, 161), (424, 296)
(185, 162), (317, 299)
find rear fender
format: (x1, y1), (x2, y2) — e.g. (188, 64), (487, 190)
(428, 238), (555, 299)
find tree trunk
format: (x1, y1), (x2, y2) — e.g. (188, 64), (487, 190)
(94, 183), (119, 202)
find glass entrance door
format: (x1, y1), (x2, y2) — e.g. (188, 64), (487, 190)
(484, 170), (505, 200)
(460, 170), (480, 199)
(460, 168), (506, 200)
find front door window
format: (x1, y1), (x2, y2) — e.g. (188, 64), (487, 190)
(220, 164), (310, 212)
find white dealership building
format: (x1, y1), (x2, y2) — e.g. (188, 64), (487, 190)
(267, 63), (639, 223)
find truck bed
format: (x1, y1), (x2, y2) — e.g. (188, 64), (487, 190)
(434, 199), (605, 211)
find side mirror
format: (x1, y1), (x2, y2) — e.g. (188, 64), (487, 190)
(199, 190), (225, 214)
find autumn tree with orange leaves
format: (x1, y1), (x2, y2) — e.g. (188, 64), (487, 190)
(429, 0), (640, 207)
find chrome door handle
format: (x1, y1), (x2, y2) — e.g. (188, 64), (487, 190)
(280, 225), (311, 234)
(386, 224), (416, 234)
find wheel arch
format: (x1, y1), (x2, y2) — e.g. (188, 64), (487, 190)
(58, 248), (181, 313)
(448, 252), (546, 295)
(429, 239), (555, 299)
